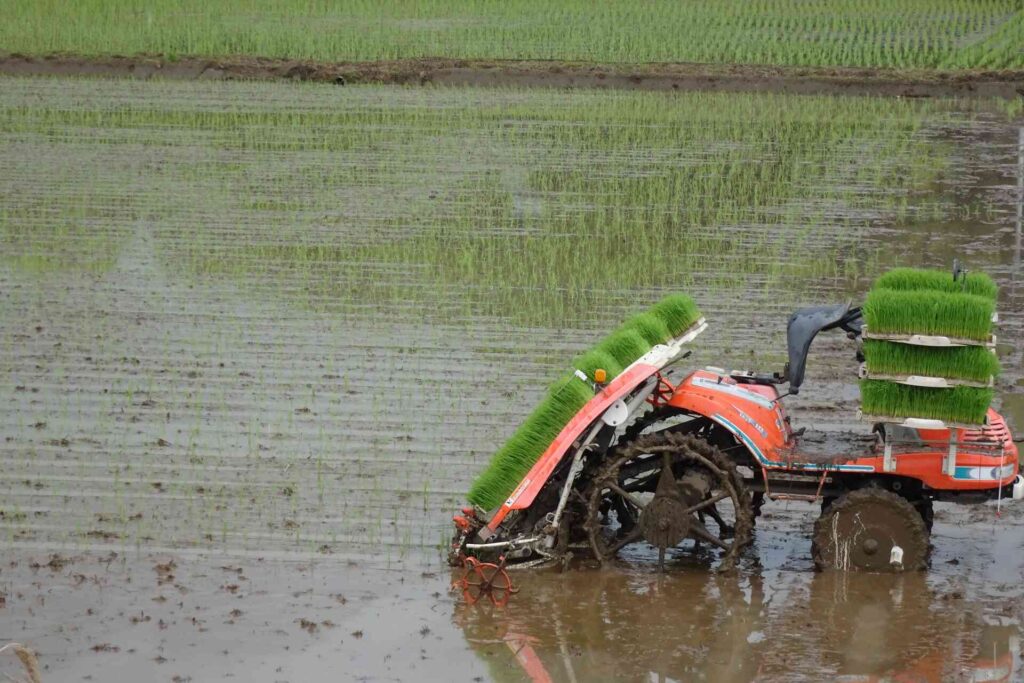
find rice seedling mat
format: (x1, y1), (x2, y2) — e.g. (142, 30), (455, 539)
(467, 296), (705, 510)
(861, 338), (999, 384)
(655, 317), (707, 355)
(871, 268), (999, 300)
(858, 379), (993, 428)
(620, 317), (708, 373)
(862, 287), (995, 342)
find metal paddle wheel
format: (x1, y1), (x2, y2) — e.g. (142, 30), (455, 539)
(584, 432), (753, 571)
(452, 556), (517, 607)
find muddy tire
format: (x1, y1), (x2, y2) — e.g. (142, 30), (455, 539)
(812, 488), (929, 572)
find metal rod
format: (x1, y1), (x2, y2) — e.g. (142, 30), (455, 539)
(547, 420), (603, 541)
(549, 377), (659, 536)
(944, 429), (959, 477)
(465, 536), (541, 551)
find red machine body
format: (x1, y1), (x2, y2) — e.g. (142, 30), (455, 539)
(484, 363), (1018, 539)
(666, 369), (1019, 496)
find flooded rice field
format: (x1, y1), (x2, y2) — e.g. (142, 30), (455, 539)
(1, 76), (1022, 681)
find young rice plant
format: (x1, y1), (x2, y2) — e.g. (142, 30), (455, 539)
(466, 294), (700, 510)
(863, 340), (999, 383)
(859, 380), (992, 425)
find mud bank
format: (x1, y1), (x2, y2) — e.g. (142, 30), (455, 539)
(2, 53), (1024, 98)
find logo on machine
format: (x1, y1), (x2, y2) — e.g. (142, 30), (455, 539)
(505, 478), (531, 507)
(735, 408), (768, 438)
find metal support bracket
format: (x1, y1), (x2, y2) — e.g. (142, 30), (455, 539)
(883, 439), (894, 473)
(944, 430), (958, 477)
(546, 377), (660, 547)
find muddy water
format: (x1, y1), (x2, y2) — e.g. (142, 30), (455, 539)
(0, 76), (1022, 681)
(2, 509), (1022, 681)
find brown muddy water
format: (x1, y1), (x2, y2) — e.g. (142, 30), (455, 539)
(1, 76), (1023, 682)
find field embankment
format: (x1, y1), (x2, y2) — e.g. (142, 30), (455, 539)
(3, 54), (1024, 98)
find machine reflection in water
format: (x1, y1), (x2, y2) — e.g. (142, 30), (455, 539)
(453, 568), (1020, 683)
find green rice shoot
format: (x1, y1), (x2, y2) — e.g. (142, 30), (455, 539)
(467, 374), (593, 510)
(651, 294), (702, 336)
(596, 329), (652, 370)
(621, 312), (673, 347)
(860, 380), (992, 425)
(4, 1), (1022, 71)
(863, 340), (999, 383)
(873, 267), (997, 300)
(467, 293), (702, 510)
(862, 289), (994, 341)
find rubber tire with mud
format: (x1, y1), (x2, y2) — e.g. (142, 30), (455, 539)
(812, 488), (929, 572)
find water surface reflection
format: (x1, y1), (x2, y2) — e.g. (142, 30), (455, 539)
(456, 567), (1020, 682)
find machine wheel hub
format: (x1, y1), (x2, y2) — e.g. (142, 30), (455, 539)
(639, 494), (691, 548)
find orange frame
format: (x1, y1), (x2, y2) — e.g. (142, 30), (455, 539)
(482, 367), (1018, 537)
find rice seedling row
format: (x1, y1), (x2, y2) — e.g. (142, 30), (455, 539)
(5, 77), (1013, 325)
(2, 0), (1022, 70)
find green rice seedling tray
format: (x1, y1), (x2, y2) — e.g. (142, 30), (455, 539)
(861, 289), (995, 342)
(467, 293), (703, 510)
(650, 294), (702, 338)
(872, 267), (998, 300)
(861, 339), (999, 385)
(858, 380), (992, 427)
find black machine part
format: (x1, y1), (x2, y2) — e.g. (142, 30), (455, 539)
(785, 303), (863, 394)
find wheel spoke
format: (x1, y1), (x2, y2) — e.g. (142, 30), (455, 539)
(607, 482), (647, 510)
(689, 519), (729, 550)
(604, 526), (643, 556)
(618, 498), (641, 526)
(682, 491), (731, 516)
